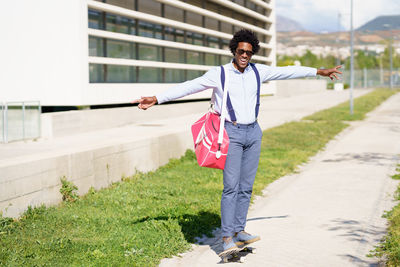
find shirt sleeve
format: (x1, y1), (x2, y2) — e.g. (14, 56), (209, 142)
(156, 67), (219, 104)
(255, 64), (317, 82)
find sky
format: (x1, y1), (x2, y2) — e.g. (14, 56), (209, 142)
(275, 0), (400, 32)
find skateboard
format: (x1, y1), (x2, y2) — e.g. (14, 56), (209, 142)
(218, 243), (257, 263)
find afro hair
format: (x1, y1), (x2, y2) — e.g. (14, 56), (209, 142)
(229, 29), (260, 56)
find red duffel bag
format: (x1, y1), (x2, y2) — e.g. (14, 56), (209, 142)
(191, 111), (229, 169)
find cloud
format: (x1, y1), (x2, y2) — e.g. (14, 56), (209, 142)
(276, 0), (400, 31)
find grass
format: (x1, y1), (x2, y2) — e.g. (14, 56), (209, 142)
(370, 164), (400, 266)
(0, 89), (397, 266)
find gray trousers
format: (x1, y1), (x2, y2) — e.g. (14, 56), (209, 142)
(221, 121), (263, 237)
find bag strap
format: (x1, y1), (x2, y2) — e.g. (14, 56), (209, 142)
(250, 63), (261, 118)
(220, 66), (237, 123)
(216, 66), (230, 158)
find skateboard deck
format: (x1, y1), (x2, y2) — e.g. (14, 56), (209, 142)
(218, 243), (257, 263)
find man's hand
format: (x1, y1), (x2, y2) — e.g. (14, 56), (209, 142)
(317, 65), (342, 80)
(131, 96), (158, 110)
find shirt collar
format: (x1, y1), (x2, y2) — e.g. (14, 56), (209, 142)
(229, 59), (252, 74)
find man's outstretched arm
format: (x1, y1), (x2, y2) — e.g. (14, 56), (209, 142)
(258, 64), (343, 82)
(131, 67), (219, 110)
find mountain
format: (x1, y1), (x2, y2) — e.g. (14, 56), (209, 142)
(276, 15), (304, 32)
(357, 15), (400, 31)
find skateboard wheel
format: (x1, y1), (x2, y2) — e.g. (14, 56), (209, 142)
(239, 256), (246, 263)
(252, 248), (257, 254)
(223, 257), (229, 263)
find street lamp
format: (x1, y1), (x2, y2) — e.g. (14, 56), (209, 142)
(349, 0), (354, 115)
(383, 24), (393, 89)
(336, 12), (342, 66)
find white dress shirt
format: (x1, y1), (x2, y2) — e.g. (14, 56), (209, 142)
(156, 61), (317, 124)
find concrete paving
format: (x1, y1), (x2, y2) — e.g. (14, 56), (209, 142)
(159, 92), (400, 267)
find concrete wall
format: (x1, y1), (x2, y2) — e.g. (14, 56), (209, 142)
(0, 131), (193, 218)
(275, 79), (327, 97)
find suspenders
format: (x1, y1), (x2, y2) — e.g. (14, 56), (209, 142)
(220, 63), (261, 124)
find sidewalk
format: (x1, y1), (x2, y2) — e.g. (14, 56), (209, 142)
(159, 92), (400, 266)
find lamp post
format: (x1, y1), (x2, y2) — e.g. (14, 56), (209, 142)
(336, 12), (341, 66)
(383, 24), (394, 89)
(349, 0), (354, 115)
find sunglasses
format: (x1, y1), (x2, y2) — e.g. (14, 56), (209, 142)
(236, 49), (254, 56)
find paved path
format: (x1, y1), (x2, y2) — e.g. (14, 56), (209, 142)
(159, 92), (400, 266)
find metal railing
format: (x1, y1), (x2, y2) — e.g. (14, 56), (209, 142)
(341, 68), (400, 88)
(1, 101), (41, 143)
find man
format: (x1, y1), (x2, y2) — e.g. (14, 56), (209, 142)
(133, 29), (341, 254)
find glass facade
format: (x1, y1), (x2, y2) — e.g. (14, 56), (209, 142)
(89, 0), (272, 83)
(90, 64), (205, 83)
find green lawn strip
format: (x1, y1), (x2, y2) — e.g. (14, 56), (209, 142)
(0, 89), (397, 266)
(303, 88), (396, 122)
(369, 164), (400, 266)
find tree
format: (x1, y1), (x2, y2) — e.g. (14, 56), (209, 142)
(300, 50), (318, 67)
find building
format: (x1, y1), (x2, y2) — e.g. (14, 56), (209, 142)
(1, 0), (276, 107)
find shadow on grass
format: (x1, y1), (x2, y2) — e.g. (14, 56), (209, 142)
(132, 211), (220, 243)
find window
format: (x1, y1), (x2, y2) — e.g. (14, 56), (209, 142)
(137, 0), (161, 16)
(89, 37), (103, 57)
(164, 48), (185, 63)
(175, 29), (185, 42)
(106, 0), (135, 10)
(233, 12), (245, 24)
(185, 11), (202, 27)
(186, 32), (203, 46)
(220, 22), (232, 35)
(164, 27), (176, 41)
(206, 36), (219, 49)
(138, 21), (162, 39)
(162, 27), (184, 42)
(164, 5), (183, 21)
(221, 56), (232, 64)
(185, 0), (203, 8)
(88, 10), (101, 29)
(106, 14), (130, 33)
(187, 51), (202, 65)
(205, 17), (218, 31)
(89, 64), (104, 83)
(138, 67), (162, 82)
(107, 65), (135, 82)
(245, 1), (257, 12)
(138, 44), (161, 61)
(187, 70), (205, 80)
(165, 69), (185, 83)
(107, 40), (134, 59)
(205, 54), (219, 66)
(234, 0), (244, 6)
(221, 39), (230, 51)
(256, 6), (266, 15)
